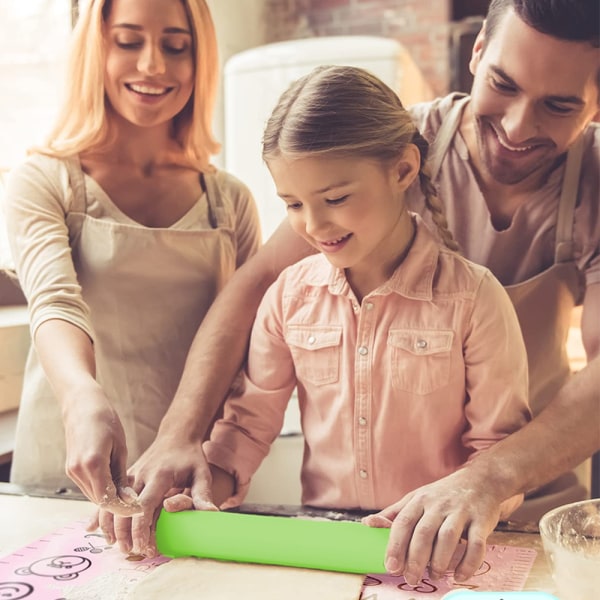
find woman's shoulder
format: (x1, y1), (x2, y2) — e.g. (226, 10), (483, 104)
(5, 153), (74, 197)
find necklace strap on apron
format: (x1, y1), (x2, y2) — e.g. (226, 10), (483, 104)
(202, 171), (231, 230)
(427, 94), (470, 181)
(554, 135), (584, 264)
(64, 156), (88, 214)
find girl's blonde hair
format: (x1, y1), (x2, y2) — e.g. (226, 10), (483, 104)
(35, 0), (220, 171)
(262, 65), (458, 251)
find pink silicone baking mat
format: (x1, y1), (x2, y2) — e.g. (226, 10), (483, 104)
(0, 520), (536, 599)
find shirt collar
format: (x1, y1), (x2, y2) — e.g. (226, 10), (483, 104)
(304, 213), (442, 301)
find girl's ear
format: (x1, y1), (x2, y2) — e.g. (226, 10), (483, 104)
(392, 144), (421, 190)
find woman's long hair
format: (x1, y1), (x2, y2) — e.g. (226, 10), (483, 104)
(34, 0), (220, 171)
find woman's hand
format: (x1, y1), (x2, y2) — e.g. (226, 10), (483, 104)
(362, 467), (509, 586)
(63, 385), (142, 516)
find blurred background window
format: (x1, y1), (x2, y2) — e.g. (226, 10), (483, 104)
(0, 0), (72, 268)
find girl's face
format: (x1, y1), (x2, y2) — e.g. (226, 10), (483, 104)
(268, 153), (415, 279)
(103, 0), (195, 129)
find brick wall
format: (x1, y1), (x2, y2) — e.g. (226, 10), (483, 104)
(264, 0), (454, 96)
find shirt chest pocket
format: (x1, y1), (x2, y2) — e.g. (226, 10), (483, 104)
(286, 325), (343, 386)
(389, 329), (454, 395)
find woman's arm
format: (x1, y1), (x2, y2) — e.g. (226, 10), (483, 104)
(35, 319), (137, 511)
(4, 156), (139, 514)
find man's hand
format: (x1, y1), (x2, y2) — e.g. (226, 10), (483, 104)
(362, 467), (516, 585)
(89, 430), (217, 557)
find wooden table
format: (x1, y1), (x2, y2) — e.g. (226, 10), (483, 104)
(0, 490), (557, 596)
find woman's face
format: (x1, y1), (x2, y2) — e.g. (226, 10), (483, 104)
(103, 0), (195, 129)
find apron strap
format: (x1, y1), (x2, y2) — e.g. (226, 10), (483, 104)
(201, 171), (232, 229)
(554, 135), (584, 264)
(428, 94), (470, 180)
(64, 155), (88, 214)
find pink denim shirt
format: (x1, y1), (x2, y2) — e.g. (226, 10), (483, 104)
(205, 215), (531, 511)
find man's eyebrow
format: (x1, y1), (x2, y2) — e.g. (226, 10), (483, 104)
(491, 65), (585, 105)
(111, 23), (191, 35)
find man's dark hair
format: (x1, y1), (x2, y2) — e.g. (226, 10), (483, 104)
(484, 0), (600, 48)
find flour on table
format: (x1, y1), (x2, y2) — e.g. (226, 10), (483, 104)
(126, 557), (364, 600)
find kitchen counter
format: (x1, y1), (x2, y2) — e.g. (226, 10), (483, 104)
(0, 488), (557, 595)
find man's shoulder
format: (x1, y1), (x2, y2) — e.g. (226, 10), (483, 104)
(581, 122), (600, 155)
(408, 93), (467, 143)
(578, 123), (599, 186)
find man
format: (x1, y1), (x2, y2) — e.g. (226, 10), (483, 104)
(80, 0), (599, 586)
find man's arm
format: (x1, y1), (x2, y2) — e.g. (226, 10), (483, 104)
(365, 284), (600, 584)
(109, 220), (314, 555)
(166, 219), (315, 442)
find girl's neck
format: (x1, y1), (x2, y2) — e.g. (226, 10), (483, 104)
(345, 210), (415, 303)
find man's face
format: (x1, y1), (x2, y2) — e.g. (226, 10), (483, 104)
(468, 8), (599, 186)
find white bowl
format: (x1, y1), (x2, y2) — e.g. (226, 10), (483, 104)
(539, 498), (600, 600)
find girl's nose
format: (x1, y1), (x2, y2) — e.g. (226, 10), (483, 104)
(304, 207), (328, 238)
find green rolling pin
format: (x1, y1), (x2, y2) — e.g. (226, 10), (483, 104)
(155, 509), (390, 574)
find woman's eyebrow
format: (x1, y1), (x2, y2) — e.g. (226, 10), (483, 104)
(111, 23), (191, 35)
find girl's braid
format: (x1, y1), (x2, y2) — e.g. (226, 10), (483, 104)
(411, 130), (459, 252)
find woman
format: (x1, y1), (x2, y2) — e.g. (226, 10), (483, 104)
(3, 0), (260, 515)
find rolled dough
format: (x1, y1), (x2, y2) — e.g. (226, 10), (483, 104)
(127, 557), (364, 599)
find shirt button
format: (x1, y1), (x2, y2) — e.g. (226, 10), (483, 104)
(365, 302), (374, 310)
(416, 339), (428, 349)
(358, 346), (368, 356)
(308, 335), (316, 345)
(358, 417), (367, 426)
(359, 470), (368, 479)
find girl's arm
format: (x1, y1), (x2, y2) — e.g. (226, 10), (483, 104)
(365, 270), (531, 586)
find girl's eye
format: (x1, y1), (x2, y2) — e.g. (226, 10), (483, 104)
(286, 202), (302, 211)
(326, 195), (348, 205)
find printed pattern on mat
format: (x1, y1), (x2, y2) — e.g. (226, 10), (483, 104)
(0, 521), (536, 599)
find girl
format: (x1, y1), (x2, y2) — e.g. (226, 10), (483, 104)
(3, 0), (260, 524)
(204, 65), (531, 518)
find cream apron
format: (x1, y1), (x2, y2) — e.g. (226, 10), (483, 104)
(429, 96), (589, 520)
(11, 159), (236, 490)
